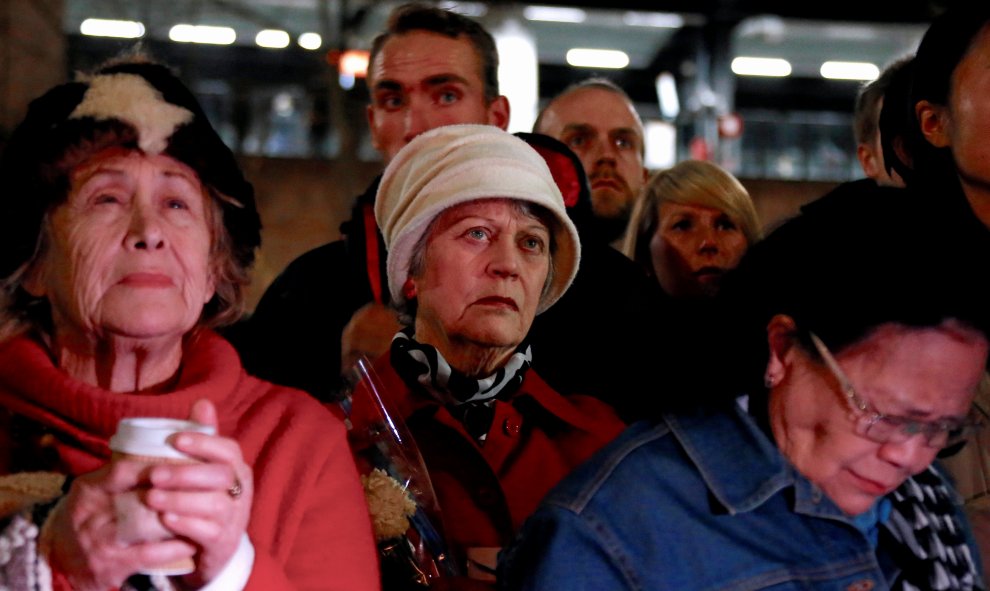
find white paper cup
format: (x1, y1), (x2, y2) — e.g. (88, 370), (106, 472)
(109, 418), (216, 576)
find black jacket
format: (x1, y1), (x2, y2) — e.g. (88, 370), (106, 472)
(229, 141), (666, 421)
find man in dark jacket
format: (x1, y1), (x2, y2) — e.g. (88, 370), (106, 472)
(535, 78), (650, 249)
(230, 4), (510, 402)
(232, 3), (661, 421)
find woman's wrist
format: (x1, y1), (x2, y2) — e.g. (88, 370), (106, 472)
(176, 533), (254, 591)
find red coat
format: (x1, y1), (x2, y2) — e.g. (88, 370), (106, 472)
(0, 331), (379, 591)
(345, 356), (625, 570)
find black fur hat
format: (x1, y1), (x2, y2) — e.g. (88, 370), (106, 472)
(0, 57), (261, 280)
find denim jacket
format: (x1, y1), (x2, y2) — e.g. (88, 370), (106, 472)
(498, 401), (975, 591)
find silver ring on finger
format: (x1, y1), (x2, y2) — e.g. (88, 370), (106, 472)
(227, 477), (243, 500)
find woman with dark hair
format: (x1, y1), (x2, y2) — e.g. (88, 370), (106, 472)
(500, 180), (990, 590)
(882, 5), (990, 229)
(0, 57), (377, 590)
(877, 7), (990, 573)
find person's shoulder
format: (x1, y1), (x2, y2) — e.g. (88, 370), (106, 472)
(519, 369), (626, 436)
(576, 242), (645, 280)
(722, 180), (919, 291)
(769, 179), (914, 241)
(278, 240), (349, 279)
(251, 239), (351, 310)
(539, 420), (674, 515)
(235, 372), (348, 438)
(764, 178), (983, 266)
(541, 242), (655, 315)
(800, 178), (908, 216)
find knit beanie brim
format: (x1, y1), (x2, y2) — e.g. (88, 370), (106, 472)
(376, 124), (581, 314)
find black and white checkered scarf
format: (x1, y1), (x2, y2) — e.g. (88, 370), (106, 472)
(882, 465), (984, 591)
(390, 328), (531, 443)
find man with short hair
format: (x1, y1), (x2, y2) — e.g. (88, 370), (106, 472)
(535, 79), (649, 246)
(853, 57), (910, 187)
(365, 4), (509, 162)
(232, 4), (511, 401)
(232, 4), (660, 425)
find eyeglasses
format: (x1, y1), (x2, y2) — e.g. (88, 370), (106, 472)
(808, 332), (980, 449)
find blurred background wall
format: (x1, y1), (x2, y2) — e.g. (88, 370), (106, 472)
(2, 1), (65, 133)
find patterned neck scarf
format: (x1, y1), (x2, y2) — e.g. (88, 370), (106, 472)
(882, 465), (983, 591)
(390, 328), (532, 443)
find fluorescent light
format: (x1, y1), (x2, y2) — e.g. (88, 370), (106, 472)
(523, 6), (587, 23)
(623, 11), (684, 28)
(80, 18), (145, 39)
(169, 24), (236, 45)
(820, 61), (880, 81)
(256, 29), (290, 49)
(495, 19), (538, 133)
(644, 120), (676, 170)
(655, 72), (679, 119)
(731, 57), (792, 77)
(298, 32), (322, 50)
(273, 92), (295, 115)
(566, 48), (629, 69)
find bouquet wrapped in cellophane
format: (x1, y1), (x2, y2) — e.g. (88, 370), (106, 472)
(340, 357), (459, 589)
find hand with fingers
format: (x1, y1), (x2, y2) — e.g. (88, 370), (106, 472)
(44, 458), (198, 589)
(145, 399), (254, 588)
(45, 399), (253, 589)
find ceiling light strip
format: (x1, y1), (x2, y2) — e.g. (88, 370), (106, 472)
(169, 24), (236, 45)
(566, 48), (630, 69)
(298, 32), (323, 50)
(256, 29), (290, 49)
(731, 57), (792, 77)
(622, 11), (684, 28)
(524, 6), (587, 23)
(820, 61), (880, 81)
(80, 18), (145, 39)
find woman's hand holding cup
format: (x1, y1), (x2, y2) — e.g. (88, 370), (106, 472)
(45, 453), (198, 589)
(143, 399), (254, 587)
(47, 399), (252, 589)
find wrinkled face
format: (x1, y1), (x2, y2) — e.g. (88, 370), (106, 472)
(771, 323), (987, 516)
(27, 149), (215, 344)
(538, 87), (647, 221)
(649, 201), (748, 298)
(409, 199), (550, 354)
(366, 31), (508, 163)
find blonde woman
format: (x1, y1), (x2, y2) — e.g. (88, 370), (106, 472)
(622, 160), (761, 298)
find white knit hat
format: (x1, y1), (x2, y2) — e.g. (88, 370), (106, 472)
(376, 124), (581, 314)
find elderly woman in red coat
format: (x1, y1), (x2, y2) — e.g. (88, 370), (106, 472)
(345, 124), (625, 590)
(0, 58), (378, 590)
